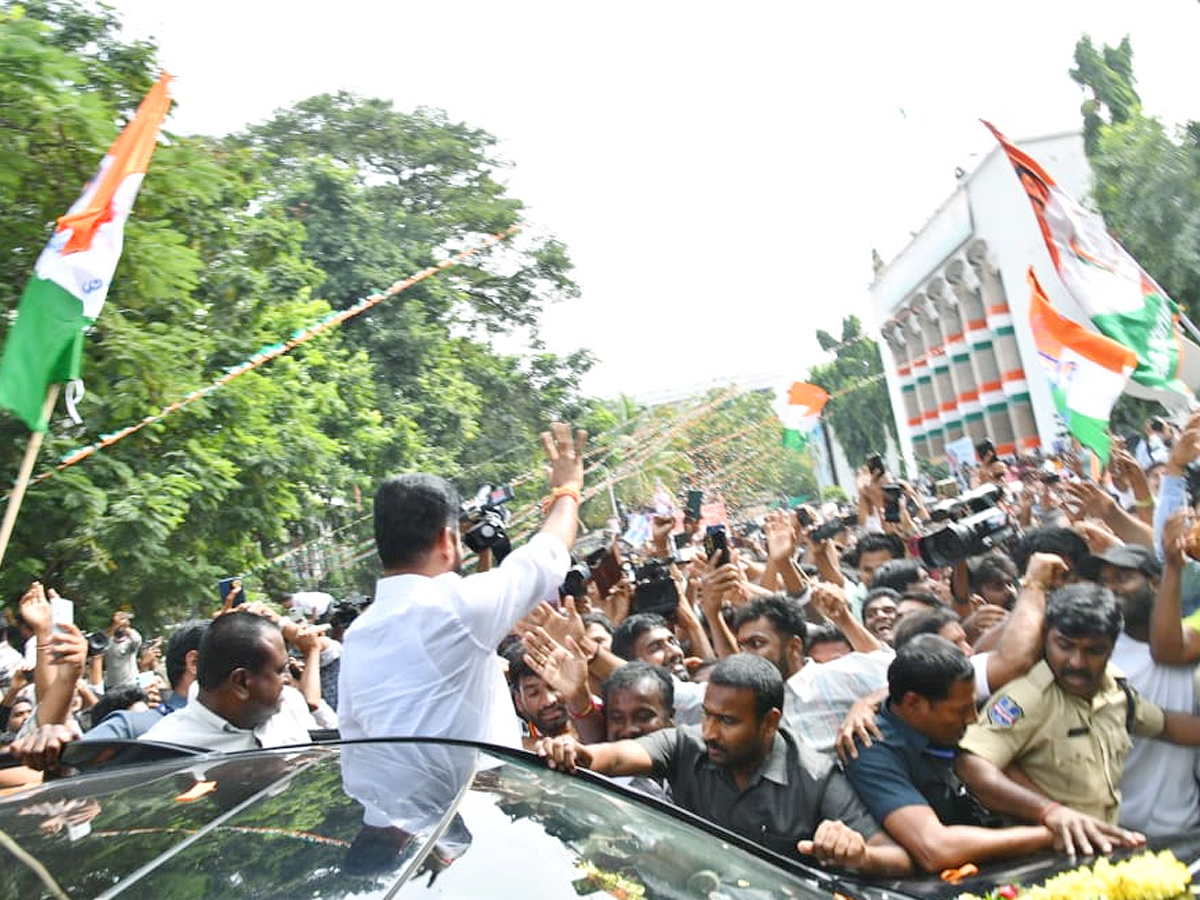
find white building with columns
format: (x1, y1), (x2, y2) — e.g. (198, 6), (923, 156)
(870, 131), (1092, 472)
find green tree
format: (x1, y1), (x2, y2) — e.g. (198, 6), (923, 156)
(1070, 35), (1200, 325)
(808, 316), (894, 469)
(1070, 35), (1141, 156)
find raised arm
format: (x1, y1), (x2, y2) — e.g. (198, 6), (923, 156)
(810, 581), (881, 654)
(1150, 511), (1200, 664)
(984, 553), (1066, 692)
(538, 423), (587, 551)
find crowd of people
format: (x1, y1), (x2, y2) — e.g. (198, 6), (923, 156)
(7, 413), (1200, 879)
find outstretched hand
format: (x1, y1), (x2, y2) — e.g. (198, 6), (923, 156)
(542, 422), (587, 494)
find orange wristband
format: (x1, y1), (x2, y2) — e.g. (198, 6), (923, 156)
(541, 487), (581, 515)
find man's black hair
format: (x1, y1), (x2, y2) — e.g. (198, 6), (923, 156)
(899, 590), (942, 610)
(506, 647), (540, 687)
(893, 607), (962, 650)
(88, 683), (149, 726)
(888, 634), (975, 702)
(1012, 526), (1089, 576)
(805, 622), (850, 649)
(581, 611), (615, 636)
(165, 620), (208, 690)
(601, 661), (675, 711)
(970, 554), (1018, 592)
(1046, 582), (1123, 643)
(861, 587), (901, 622)
(612, 613), (670, 661)
(196, 612), (279, 691)
(373, 473), (461, 570)
(872, 559), (926, 594)
(857, 532), (906, 560)
(729, 594), (807, 650)
(708, 653), (784, 720)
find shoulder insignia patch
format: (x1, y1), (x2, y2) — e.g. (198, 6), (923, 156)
(988, 695), (1023, 728)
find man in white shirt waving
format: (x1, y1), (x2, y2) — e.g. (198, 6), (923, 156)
(338, 422), (586, 749)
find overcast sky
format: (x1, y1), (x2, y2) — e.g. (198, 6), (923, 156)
(110, 0), (1200, 401)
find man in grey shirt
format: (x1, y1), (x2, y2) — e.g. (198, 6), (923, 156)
(537, 654), (912, 875)
(102, 611), (142, 691)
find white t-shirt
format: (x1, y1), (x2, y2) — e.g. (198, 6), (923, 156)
(1111, 632), (1200, 835)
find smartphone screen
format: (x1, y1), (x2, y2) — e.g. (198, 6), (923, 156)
(704, 525), (730, 566)
(218, 576), (246, 607)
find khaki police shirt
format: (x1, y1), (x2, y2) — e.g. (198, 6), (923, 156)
(959, 660), (1165, 824)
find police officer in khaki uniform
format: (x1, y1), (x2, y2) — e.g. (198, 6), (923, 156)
(954, 582), (1200, 854)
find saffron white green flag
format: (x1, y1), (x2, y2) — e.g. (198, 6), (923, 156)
(986, 121), (1190, 399)
(777, 382), (829, 450)
(0, 73), (172, 432)
(1028, 268), (1134, 464)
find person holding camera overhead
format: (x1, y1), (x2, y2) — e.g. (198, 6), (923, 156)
(337, 422), (587, 748)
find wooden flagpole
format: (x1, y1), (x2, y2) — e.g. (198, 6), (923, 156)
(0, 384), (61, 570)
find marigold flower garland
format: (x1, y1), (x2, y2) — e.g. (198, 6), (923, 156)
(957, 850), (1191, 900)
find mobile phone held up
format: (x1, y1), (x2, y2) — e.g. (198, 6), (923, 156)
(704, 525), (730, 567)
(882, 483), (904, 523)
(218, 576), (246, 608)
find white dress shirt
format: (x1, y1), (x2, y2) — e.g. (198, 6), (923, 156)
(139, 685), (314, 752)
(337, 532), (569, 749)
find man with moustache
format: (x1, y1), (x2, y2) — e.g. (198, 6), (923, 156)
(602, 662), (675, 801)
(1087, 544), (1200, 835)
(956, 583), (1200, 837)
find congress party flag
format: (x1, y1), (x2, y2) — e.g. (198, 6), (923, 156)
(985, 121), (1189, 399)
(1028, 268), (1134, 464)
(0, 73), (173, 432)
(778, 381), (829, 450)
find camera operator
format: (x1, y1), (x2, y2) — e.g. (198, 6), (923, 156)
(338, 422), (586, 749)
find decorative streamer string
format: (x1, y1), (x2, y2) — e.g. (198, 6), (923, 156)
(27, 226), (521, 488)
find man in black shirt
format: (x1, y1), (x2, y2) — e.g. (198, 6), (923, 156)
(537, 654), (911, 875)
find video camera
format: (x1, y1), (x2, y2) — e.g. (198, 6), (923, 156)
(811, 513), (858, 543)
(916, 484), (1013, 567)
(460, 483), (515, 562)
(927, 482), (1003, 524)
(318, 594), (373, 633)
(85, 631), (110, 657)
(560, 559), (591, 601)
(631, 557), (677, 617)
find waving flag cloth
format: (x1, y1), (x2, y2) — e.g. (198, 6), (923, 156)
(0, 73), (173, 432)
(1028, 268), (1134, 464)
(777, 382), (829, 450)
(984, 121), (1190, 400)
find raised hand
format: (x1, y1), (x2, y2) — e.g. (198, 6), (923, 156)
(764, 510), (797, 563)
(541, 422), (587, 493)
(522, 627), (589, 700)
(19, 582), (52, 638)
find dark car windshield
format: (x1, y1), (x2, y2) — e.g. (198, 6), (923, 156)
(0, 740), (839, 900)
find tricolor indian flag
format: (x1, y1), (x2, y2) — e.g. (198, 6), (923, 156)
(778, 382), (829, 450)
(985, 121), (1190, 400)
(0, 73), (172, 432)
(1028, 268), (1134, 464)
